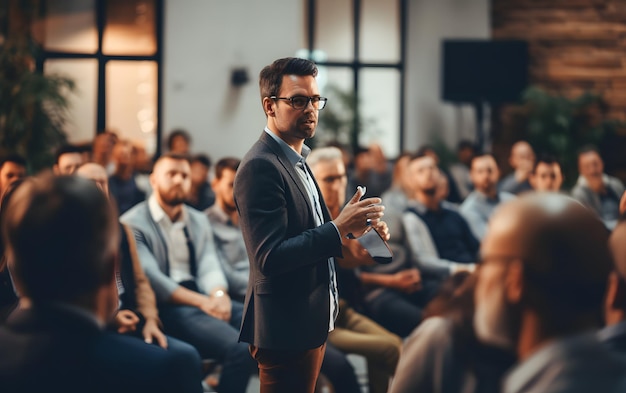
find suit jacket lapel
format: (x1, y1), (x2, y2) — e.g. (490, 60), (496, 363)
(259, 132), (316, 219)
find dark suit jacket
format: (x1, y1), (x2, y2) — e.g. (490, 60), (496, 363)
(0, 304), (201, 393)
(234, 131), (343, 350)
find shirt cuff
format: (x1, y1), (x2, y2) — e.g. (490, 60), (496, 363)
(330, 221), (341, 241)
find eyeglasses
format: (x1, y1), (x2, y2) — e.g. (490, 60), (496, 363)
(270, 95), (328, 111)
(320, 174), (347, 184)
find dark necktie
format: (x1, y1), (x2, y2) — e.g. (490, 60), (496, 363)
(182, 226), (198, 277)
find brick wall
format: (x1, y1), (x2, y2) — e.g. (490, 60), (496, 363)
(491, 0), (626, 178)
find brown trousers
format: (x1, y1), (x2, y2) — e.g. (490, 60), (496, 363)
(250, 343), (326, 393)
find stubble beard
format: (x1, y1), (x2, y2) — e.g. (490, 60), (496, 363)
(474, 283), (516, 350)
(159, 186), (187, 207)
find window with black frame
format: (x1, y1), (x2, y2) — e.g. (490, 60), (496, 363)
(303, 0), (406, 159)
(32, 0), (163, 156)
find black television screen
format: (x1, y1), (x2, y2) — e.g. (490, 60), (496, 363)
(442, 39), (529, 103)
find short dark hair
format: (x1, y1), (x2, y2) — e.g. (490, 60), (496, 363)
(166, 129), (191, 150)
(259, 57), (318, 101)
(0, 154), (27, 170)
(191, 153), (212, 169)
(153, 152), (191, 168)
(533, 154), (561, 173)
(2, 174), (118, 303)
(54, 144), (83, 164)
(457, 140), (476, 152)
(577, 144), (600, 159)
(408, 149), (433, 164)
(214, 157), (241, 180)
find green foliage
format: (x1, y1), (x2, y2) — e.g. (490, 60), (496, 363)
(521, 86), (620, 188)
(0, 41), (75, 171)
(315, 84), (379, 152)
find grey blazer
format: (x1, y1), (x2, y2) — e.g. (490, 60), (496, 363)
(120, 201), (227, 303)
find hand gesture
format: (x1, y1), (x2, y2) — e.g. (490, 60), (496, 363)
(333, 187), (385, 239)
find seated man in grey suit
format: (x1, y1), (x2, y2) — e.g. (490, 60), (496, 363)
(121, 153), (256, 393)
(0, 174), (201, 393)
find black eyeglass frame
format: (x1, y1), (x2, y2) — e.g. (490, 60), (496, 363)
(270, 95), (328, 110)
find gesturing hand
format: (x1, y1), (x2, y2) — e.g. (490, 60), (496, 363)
(333, 187), (385, 239)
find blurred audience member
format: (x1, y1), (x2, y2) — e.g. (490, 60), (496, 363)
(602, 219), (626, 355)
(206, 157), (246, 302)
(347, 143), (393, 198)
(0, 154), (26, 198)
(187, 153), (215, 210)
(498, 141), (535, 195)
(0, 174), (201, 393)
(309, 147), (402, 393)
(403, 152), (478, 280)
(474, 193), (626, 393)
(92, 131), (118, 174)
(121, 153), (255, 393)
(529, 154), (564, 192)
(389, 272), (515, 393)
(460, 154), (515, 240)
(571, 146), (624, 230)
(416, 145), (463, 203)
(53, 144), (84, 175)
(166, 129), (192, 155)
(76, 163), (202, 390)
(449, 140), (477, 201)
(108, 140), (146, 215)
(0, 180), (22, 322)
(381, 152), (413, 226)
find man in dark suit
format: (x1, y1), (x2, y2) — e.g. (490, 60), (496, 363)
(234, 57), (387, 392)
(0, 174), (201, 393)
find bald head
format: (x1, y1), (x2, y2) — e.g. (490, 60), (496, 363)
(486, 193), (611, 312)
(76, 162), (109, 197)
(475, 193), (612, 350)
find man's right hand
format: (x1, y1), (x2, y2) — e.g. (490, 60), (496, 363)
(333, 188), (385, 239)
(390, 268), (422, 293)
(115, 309), (141, 334)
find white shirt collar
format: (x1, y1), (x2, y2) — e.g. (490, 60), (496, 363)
(148, 194), (188, 226)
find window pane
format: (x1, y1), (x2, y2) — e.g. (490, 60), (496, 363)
(106, 61), (157, 155)
(316, 67), (354, 146)
(359, 0), (400, 63)
(44, 59), (97, 143)
(33, 0), (98, 53)
(103, 0), (156, 56)
(314, 0), (353, 62)
(359, 69), (400, 158)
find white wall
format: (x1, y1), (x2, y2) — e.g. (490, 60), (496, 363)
(163, 0), (305, 160)
(404, 0), (490, 152)
(163, 0), (490, 160)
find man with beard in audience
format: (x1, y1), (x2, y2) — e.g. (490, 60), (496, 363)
(474, 193), (626, 393)
(460, 154), (515, 240)
(121, 153), (256, 393)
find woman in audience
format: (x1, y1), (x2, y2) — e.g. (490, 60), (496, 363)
(389, 271), (515, 393)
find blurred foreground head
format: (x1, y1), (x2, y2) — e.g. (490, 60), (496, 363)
(2, 174), (119, 313)
(474, 193), (611, 356)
